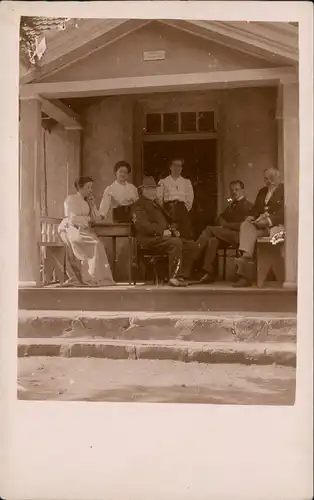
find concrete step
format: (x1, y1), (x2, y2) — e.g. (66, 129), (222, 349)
(18, 310), (297, 343)
(18, 338), (296, 367)
(18, 285), (297, 312)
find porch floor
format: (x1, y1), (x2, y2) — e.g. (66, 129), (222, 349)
(19, 282), (297, 313)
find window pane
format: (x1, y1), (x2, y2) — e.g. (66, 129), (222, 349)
(198, 111), (215, 131)
(181, 112), (197, 132)
(163, 113), (179, 133)
(146, 113), (162, 133)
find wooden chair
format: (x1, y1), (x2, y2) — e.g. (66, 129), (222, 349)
(217, 247), (239, 281)
(132, 241), (170, 285)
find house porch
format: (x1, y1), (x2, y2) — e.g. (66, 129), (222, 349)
(18, 20), (299, 292)
(19, 81), (299, 290)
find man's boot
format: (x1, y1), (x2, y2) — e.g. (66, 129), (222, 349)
(233, 256), (255, 287)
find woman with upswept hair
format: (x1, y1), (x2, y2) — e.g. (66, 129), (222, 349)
(99, 160), (138, 222)
(58, 176), (115, 287)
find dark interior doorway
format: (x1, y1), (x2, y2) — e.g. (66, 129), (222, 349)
(143, 139), (218, 238)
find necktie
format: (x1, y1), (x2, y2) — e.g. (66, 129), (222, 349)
(230, 200), (237, 210)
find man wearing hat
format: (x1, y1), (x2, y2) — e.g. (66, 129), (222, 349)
(131, 177), (197, 287)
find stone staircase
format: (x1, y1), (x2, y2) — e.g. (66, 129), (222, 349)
(18, 310), (297, 367)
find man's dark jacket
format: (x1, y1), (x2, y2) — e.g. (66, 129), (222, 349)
(131, 196), (173, 246)
(218, 197), (253, 231)
(250, 183), (285, 226)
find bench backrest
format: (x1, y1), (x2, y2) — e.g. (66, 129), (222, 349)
(39, 217), (63, 246)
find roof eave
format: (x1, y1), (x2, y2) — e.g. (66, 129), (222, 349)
(20, 19), (299, 85)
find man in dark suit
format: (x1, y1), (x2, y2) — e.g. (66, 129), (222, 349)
(193, 180), (253, 284)
(233, 167), (284, 287)
(131, 177), (197, 287)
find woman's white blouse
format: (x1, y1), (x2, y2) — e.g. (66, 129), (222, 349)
(63, 192), (91, 228)
(99, 180), (139, 218)
(157, 175), (194, 211)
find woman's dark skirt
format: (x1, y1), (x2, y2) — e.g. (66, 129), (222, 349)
(112, 205), (133, 223)
(164, 201), (194, 240)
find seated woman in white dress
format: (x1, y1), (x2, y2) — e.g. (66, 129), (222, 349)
(58, 176), (115, 287)
(99, 161), (139, 222)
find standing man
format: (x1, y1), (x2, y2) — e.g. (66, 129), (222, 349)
(132, 177), (197, 287)
(157, 158), (194, 240)
(193, 180), (253, 284)
(234, 167), (284, 287)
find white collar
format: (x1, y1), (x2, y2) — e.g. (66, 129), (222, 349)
(114, 180), (128, 187)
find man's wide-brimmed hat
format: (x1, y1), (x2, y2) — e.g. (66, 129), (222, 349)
(139, 176), (157, 188)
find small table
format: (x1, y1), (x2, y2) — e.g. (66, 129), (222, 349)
(93, 222), (134, 284)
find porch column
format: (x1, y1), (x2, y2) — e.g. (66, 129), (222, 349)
(65, 128), (81, 194)
(19, 98), (42, 286)
(276, 85), (284, 175)
(133, 101), (144, 186)
(281, 82), (299, 289)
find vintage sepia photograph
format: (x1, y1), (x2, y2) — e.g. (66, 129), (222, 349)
(17, 16), (299, 404)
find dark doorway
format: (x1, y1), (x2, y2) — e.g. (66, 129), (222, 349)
(143, 139), (218, 238)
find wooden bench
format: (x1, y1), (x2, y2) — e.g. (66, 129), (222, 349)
(38, 219), (138, 286)
(256, 236), (285, 288)
(37, 217), (65, 287)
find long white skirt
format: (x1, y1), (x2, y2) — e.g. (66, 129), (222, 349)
(60, 223), (115, 286)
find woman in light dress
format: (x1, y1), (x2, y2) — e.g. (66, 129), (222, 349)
(99, 161), (138, 222)
(58, 176), (115, 287)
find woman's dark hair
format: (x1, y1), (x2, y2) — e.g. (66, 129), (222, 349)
(74, 176), (93, 191)
(170, 158), (184, 167)
(229, 180), (244, 190)
(114, 160), (131, 174)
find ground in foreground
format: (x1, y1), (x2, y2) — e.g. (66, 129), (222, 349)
(18, 358), (296, 405)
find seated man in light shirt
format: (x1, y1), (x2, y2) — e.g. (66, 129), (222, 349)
(157, 158), (194, 240)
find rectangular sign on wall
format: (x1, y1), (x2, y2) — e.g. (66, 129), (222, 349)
(143, 50), (166, 61)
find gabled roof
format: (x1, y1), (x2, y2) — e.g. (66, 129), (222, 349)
(21, 19), (298, 84)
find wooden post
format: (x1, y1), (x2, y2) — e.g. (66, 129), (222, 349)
(133, 101), (144, 186)
(280, 82), (299, 289)
(276, 84), (284, 175)
(65, 128), (81, 194)
(19, 98), (42, 286)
